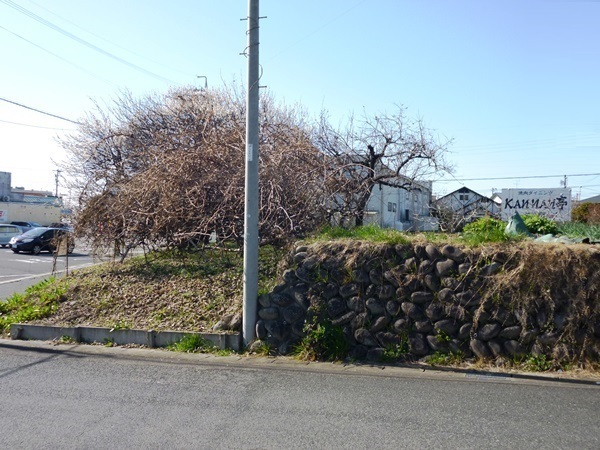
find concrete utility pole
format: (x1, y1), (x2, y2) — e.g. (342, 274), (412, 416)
(243, 0), (260, 346)
(54, 169), (61, 197)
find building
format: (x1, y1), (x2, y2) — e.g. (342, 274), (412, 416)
(433, 187), (500, 231)
(0, 171), (67, 225)
(364, 178), (437, 231)
(580, 194), (600, 204)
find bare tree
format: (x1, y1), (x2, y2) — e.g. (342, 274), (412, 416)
(59, 86), (327, 256)
(317, 106), (453, 226)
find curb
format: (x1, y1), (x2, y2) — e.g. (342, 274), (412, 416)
(10, 323), (243, 351)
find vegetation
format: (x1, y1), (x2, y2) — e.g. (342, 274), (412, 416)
(313, 224), (410, 245)
(0, 278), (66, 333)
(427, 351), (465, 366)
(60, 86), (328, 257)
(557, 222), (600, 241)
(0, 245), (285, 335)
(293, 319), (349, 362)
(460, 217), (510, 245)
(521, 214), (559, 235)
(316, 107), (452, 226)
(3, 221), (600, 377)
(59, 86), (453, 257)
(572, 202), (600, 224)
(168, 334), (233, 356)
(382, 339), (410, 362)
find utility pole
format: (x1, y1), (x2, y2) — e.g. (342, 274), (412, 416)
(54, 169), (61, 197)
(243, 0), (260, 346)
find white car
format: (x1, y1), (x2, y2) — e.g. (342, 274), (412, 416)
(0, 224), (23, 247)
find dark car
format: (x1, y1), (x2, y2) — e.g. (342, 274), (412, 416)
(10, 221), (43, 232)
(9, 227), (75, 255)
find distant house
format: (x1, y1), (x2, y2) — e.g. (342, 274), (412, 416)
(364, 178), (437, 231)
(433, 186), (499, 231)
(581, 194), (600, 204)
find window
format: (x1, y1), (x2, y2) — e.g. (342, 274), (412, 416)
(459, 194), (469, 201)
(388, 202), (397, 212)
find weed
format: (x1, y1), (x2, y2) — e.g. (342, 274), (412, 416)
(521, 354), (552, 372)
(382, 338), (410, 362)
(427, 351), (464, 366)
(109, 320), (132, 331)
(169, 334), (234, 356)
(460, 217), (510, 245)
(557, 222), (600, 241)
(0, 277), (65, 333)
(436, 330), (451, 343)
(521, 214), (558, 235)
(57, 335), (77, 344)
(293, 320), (349, 361)
(249, 340), (272, 356)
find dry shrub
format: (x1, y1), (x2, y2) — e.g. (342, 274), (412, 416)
(480, 243), (600, 362)
(61, 86), (327, 255)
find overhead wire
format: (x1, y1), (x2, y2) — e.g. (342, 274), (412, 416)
(266, 0), (367, 62)
(0, 118), (74, 130)
(0, 96), (81, 125)
(0, 24), (117, 87)
(434, 173), (600, 183)
(24, 0), (194, 78)
(0, 0), (176, 84)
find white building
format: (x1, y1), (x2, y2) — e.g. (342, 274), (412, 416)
(364, 179), (437, 231)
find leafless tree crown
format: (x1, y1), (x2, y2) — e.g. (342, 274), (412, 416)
(59, 86), (327, 256)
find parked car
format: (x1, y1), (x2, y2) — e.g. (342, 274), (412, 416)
(9, 227), (75, 255)
(10, 221), (42, 233)
(0, 224), (23, 247)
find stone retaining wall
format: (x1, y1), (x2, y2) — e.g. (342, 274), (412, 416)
(256, 242), (600, 364)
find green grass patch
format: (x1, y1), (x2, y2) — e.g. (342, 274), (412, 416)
(313, 224), (410, 245)
(0, 277), (66, 333)
(168, 334), (234, 356)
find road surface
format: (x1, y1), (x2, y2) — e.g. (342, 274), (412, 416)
(1, 339), (599, 449)
(0, 246), (123, 300)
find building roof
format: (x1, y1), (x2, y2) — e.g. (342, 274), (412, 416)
(581, 194), (600, 204)
(435, 186), (493, 203)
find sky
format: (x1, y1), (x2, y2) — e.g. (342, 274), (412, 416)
(1, 0), (599, 202)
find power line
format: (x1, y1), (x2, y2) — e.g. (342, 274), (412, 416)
(0, 24), (117, 87)
(451, 133), (600, 153)
(0, 118), (73, 130)
(434, 173), (600, 183)
(0, 0), (176, 84)
(266, 0), (367, 62)
(26, 0), (194, 78)
(0, 96), (81, 124)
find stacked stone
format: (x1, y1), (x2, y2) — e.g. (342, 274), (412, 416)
(255, 242), (598, 362)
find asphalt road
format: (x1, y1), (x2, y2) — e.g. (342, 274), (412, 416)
(0, 245), (122, 300)
(1, 339), (599, 449)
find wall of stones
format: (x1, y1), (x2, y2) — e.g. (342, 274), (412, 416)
(255, 241), (600, 364)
